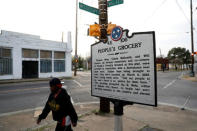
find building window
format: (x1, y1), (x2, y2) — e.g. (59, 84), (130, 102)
(40, 60), (52, 73)
(0, 48), (12, 75)
(40, 50), (52, 59)
(40, 50), (52, 73)
(22, 49), (38, 58)
(54, 51), (65, 72)
(54, 51), (65, 59)
(54, 60), (65, 72)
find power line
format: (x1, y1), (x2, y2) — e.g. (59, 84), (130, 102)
(175, 0), (190, 24)
(144, 0), (167, 22)
(175, 0), (197, 34)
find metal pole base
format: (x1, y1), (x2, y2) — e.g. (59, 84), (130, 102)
(114, 115), (123, 131)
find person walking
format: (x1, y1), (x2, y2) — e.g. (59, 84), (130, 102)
(37, 78), (78, 131)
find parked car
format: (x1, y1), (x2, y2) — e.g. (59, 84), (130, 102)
(77, 68), (84, 71)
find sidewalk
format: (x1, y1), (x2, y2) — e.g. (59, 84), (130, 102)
(0, 103), (197, 131)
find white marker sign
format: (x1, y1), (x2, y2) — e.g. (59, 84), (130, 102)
(91, 29), (157, 106)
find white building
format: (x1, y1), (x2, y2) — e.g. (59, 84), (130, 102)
(0, 30), (72, 80)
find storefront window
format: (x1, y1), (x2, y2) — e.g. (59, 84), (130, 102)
(54, 51), (65, 72)
(0, 48), (12, 75)
(40, 50), (52, 73)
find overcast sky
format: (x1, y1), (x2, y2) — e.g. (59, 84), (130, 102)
(0, 0), (196, 57)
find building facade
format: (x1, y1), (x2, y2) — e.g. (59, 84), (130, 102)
(0, 30), (72, 80)
(156, 58), (169, 71)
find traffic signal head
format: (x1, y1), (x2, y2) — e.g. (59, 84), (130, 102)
(75, 59), (78, 63)
(107, 24), (116, 34)
(89, 24), (100, 37)
(192, 52), (197, 56)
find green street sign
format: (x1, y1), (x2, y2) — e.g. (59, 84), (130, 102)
(79, 2), (99, 15)
(79, 0), (124, 15)
(108, 0), (124, 7)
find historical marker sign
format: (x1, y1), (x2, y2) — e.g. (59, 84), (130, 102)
(91, 28), (157, 106)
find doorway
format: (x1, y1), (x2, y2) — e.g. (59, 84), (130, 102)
(22, 61), (38, 78)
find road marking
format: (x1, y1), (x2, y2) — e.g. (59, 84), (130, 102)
(74, 101), (99, 105)
(80, 74), (91, 77)
(181, 96), (191, 110)
(0, 106), (43, 117)
(162, 72), (184, 89)
(62, 85), (68, 89)
(163, 79), (176, 89)
(178, 72), (184, 79)
(73, 80), (82, 87)
(0, 87), (48, 93)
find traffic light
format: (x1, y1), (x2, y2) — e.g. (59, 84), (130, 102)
(107, 23), (116, 34)
(89, 24), (100, 37)
(192, 52), (197, 56)
(75, 59), (78, 63)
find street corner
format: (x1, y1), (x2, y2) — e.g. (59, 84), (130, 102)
(182, 74), (197, 82)
(124, 104), (197, 131)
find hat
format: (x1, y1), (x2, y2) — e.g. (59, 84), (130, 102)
(49, 78), (62, 88)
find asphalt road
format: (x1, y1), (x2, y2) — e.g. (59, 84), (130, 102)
(157, 71), (197, 110)
(0, 71), (197, 115)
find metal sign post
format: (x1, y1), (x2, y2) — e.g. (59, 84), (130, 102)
(98, 0), (110, 113)
(79, 0), (124, 114)
(111, 100), (133, 131)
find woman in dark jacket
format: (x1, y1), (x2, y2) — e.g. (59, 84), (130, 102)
(37, 78), (78, 131)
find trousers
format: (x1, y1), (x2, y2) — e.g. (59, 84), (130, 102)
(55, 123), (73, 131)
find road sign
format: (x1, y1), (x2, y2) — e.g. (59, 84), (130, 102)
(79, 2), (99, 15)
(108, 0), (123, 7)
(91, 29), (157, 106)
(111, 26), (123, 41)
(79, 0), (123, 15)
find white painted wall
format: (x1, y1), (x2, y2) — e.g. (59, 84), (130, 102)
(0, 30), (72, 80)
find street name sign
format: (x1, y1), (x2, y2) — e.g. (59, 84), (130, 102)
(108, 0), (124, 7)
(91, 28), (157, 106)
(79, 0), (123, 15)
(79, 2), (99, 15)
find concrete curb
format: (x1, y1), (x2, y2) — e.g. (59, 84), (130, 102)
(0, 77), (73, 84)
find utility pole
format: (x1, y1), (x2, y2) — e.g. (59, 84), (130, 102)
(99, 0), (108, 43)
(190, 0), (195, 76)
(74, 0), (78, 76)
(98, 0), (110, 113)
